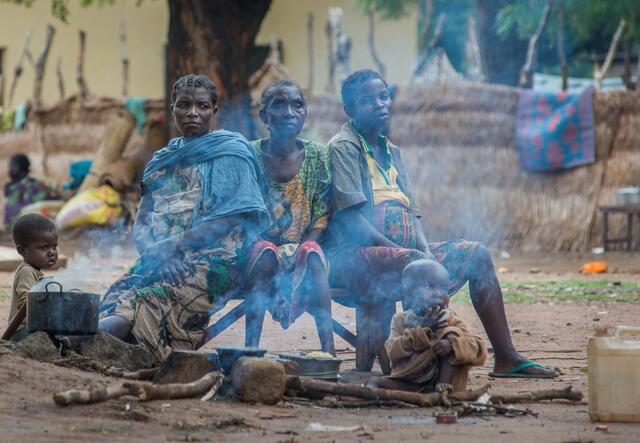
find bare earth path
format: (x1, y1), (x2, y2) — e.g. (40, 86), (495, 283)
(0, 250), (639, 442)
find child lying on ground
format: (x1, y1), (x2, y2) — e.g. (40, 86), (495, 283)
(2, 214), (59, 341)
(366, 259), (487, 393)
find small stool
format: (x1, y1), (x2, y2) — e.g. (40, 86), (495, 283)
(599, 204), (640, 251)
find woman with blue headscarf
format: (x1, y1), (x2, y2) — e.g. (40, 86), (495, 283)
(99, 74), (268, 362)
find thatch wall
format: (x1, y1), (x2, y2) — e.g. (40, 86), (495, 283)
(306, 82), (640, 253)
(0, 95), (164, 225)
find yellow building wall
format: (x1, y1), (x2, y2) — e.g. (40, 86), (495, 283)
(257, 0), (418, 95)
(0, 0), (417, 107)
(0, 0), (167, 107)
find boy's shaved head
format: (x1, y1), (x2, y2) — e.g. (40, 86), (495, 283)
(402, 259), (450, 315)
(12, 214), (56, 247)
(402, 259), (449, 293)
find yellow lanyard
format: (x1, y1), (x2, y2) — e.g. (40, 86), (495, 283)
(358, 134), (392, 186)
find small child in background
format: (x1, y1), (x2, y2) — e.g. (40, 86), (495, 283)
(366, 259), (487, 393)
(2, 214), (58, 341)
(4, 154), (59, 230)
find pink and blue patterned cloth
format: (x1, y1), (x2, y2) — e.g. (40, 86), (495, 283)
(516, 85), (595, 172)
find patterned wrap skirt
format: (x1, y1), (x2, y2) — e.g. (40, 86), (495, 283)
(329, 201), (480, 299)
(100, 252), (239, 363)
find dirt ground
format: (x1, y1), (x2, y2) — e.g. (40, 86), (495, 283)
(1, 247), (639, 442)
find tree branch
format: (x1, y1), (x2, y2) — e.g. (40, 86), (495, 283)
(368, 7), (386, 77)
(307, 12), (314, 93)
(33, 24), (56, 107)
(417, 0), (433, 54)
(518, 0), (553, 88)
(594, 19), (626, 90)
(53, 372), (223, 406)
(56, 57), (65, 100)
(286, 376), (490, 407)
(8, 29), (33, 108)
(77, 30), (90, 99)
(555, 6), (568, 90)
(119, 22), (129, 97)
(414, 13), (445, 78)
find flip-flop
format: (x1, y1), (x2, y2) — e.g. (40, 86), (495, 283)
(488, 361), (558, 379)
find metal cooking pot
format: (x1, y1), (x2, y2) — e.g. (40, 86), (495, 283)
(27, 280), (100, 335)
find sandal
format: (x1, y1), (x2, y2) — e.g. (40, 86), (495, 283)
(488, 361), (558, 379)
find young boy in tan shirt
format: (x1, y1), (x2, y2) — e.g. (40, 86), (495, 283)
(3, 214), (58, 341)
(366, 259), (487, 393)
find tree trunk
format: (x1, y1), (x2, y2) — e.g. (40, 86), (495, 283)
(166, 0), (272, 138)
(477, 0), (528, 86)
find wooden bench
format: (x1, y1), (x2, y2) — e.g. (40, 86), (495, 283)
(204, 288), (395, 375)
(599, 204), (640, 251)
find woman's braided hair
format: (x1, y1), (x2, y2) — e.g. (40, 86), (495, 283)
(170, 74), (218, 107)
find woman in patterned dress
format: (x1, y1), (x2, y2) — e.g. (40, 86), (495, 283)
(99, 74), (268, 362)
(244, 80), (335, 355)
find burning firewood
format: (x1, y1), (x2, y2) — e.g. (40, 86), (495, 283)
(53, 371), (222, 407)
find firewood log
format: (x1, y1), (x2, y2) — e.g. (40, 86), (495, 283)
(285, 376), (489, 407)
(53, 371), (222, 406)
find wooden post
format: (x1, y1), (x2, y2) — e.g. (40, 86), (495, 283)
(594, 19), (625, 90)
(8, 29), (33, 108)
(56, 57), (65, 100)
(464, 16), (485, 82)
(0, 72), (4, 108)
(325, 20), (335, 93)
(329, 7), (351, 87)
(119, 22), (129, 97)
(33, 25), (56, 107)
(413, 13), (445, 78)
(417, 0), (434, 56)
(307, 13), (314, 93)
(518, 0), (553, 89)
(77, 30), (90, 99)
(367, 7), (386, 77)
(556, 7), (568, 91)
(621, 38), (636, 90)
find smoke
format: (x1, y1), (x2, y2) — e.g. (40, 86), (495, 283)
(52, 227), (137, 294)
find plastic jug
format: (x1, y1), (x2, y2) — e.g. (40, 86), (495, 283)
(588, 326), (640, 422)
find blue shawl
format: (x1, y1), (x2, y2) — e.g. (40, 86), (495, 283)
(143, 129), (268, 227)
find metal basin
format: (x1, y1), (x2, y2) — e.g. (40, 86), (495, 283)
(278, 353), (343, 380)
(616, 187), (640, 205)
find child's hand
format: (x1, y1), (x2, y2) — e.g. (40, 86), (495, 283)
(419, 307), (448, 331)
(404, 310), (423, 328)
(433, 338), (453, 357)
